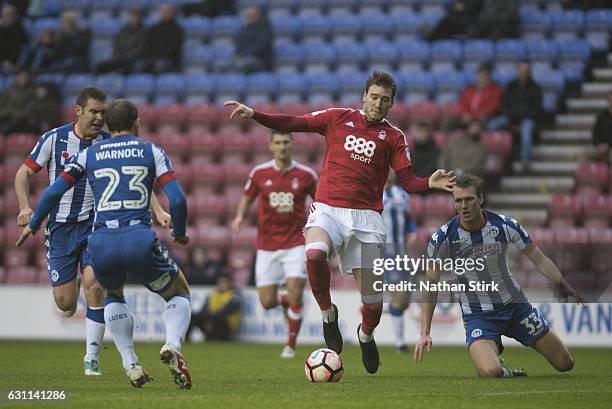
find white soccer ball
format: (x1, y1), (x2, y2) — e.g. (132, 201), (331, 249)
(304, 348), (344, 383)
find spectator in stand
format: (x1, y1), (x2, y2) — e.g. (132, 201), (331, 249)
(1, 0), (29, 18)
(186, 275), (242, 342)
(134, 3), (184, 74)
(182, 0), (235, 17)
(592, 91), (612, 163)
(440, 119), (488, 177)
(0, 70), (36, 133)
(489, 61), (543, 171)
(459, 63), (502, 125)
(216, 5), (273, 73)
(95, 8), (145, 74)
(427, 0), (482, 41)
(53, 10), (91, 73)
(17, 29), (59, 73)
(188, 247), (224, 286)
(29, 82), (61, 133)
(411, 122), (441, 179)
(0, 4), (28, 73)
(476, 0), (519, 39)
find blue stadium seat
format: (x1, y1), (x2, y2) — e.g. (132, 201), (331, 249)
(532, 68), (564, 112)
(184, 73), (215, 105)
(305, 73), (339, 104)
(181, 16), (211, 42)
(338, 70), (367, 101)
(62, 0), (91, 14)
(586, 9), (612, 51)
(431, 40), (462, 72)
(90, 0), (119, 14)
(327, 0), (359, 15)
(392, 12), (422, 40)
(246, 73), (279, 105)
(434, 69), (466, 104)
(400, 70), (434, 104)
(361, 12), (393, 42)
(296, 0), (327, 16)
(63, 74), (95, 101)
(274, 42), (304, 73)
(277, 73), (307, 104)
(90, 18), (119, 40)
(463, 40), (494, 65)
(300, 15), (331, 42)
(271, 15), (302, 41)
(124, 73), (156, 103)
(330, 14), (363, 42)
(495, 39), (527, 63)
(268, 0), (298, 18)
(364, 42), (397, 71)
(183, 45), (214, 73)
(156, 73), (187, 101)
(551, 9), (584, 39)
(335, 42), (368, 73)
(360, 0), (390, 13)
(149, 0), (183, 8)
(520, 10), (551, 39)
(397, 40), (430, 73)
(211, 16), (243, 45)
(560, 62), (585, 83)
(557, 39), (591, 64)
(36, 73), (64, 87)
(214, 73), (248, 104)
(95, 73), (125, 99)
(28, 0), (61, 18)
(303, 42), (336, 74)
(212, 44), (236, 70)
(389, 0), (421, 14)
(117, 0), (150, 12)
(237, 0), (269, 8)
(492, 69), (516, 86)
(527, 40), (559, 66)
(31, 18), (58, 39)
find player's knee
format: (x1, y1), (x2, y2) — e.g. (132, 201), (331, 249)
(84, 280), (104, 304)
(556, 353), (575, 372)
(54, 293), (75, 312)
(260, 297), (278, 310)
(477, 364), (503, 378)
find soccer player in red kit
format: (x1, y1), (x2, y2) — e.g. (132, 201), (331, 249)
(225, 70), (455, 373)
(231, 130), (317, 359)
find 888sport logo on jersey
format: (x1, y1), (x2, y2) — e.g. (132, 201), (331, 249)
(268, 191), (294, 213)
(344, 135), (376, 164)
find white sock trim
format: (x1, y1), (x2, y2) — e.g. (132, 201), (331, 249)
(305, 242), (329, 256)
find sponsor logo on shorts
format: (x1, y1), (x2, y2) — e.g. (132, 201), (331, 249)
(51, 270), (59, 282)
(149, 272), (172, 291)
(471, 328), (482, 338)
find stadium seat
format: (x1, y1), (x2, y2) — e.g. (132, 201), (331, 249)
(397, 40), (430, 73)
(274, 42), (304, 74)
(552, 227), (589, 272)
(124, 74), (155, 104)
(183, 45), (214, 74)
(433, 70), (466, 106)
(557, 39), (591, 65)
(581, 194), (611, 228)
(184, 74), (215, 106)
(181, 16), (211, 42)
(193, 192), (228, 221)
(361, 12), (392, 42)
(520, 10), (552, 39)
(5, 133), (36, 156)
(300, 14), (331, 42)
(551, 9), (584, 40)
(575, 162), (609, 195)
(186, 104), (219, 129)
(5, 266), (40, 284)
(191, 161), (225, 189)
(212, 44), (236, 71)
(532, 68), (564, 112)
(156, 104), (188, 129)
(587, 227), (612, 274)
(214, 74), (248, 104)
(197, 224), (231, 249)
(334, 42), (368, 73)
(303, 42), (336, 74)
(221, 131), (256, 156)
(389, 0), (420, 15)
(391, 11), (422, 41)
(189, 129), (223, 157)
(399, 71), (434, 105)
(95, 73), (125, 100)
(482, 131), (513, 159)
(423, 194), (455, 222)
(276, 73), (307, 105)
(364, 41), (397, 72)
(245, 73), (279, 106)
(338, 71), (367, 105)
(463, 40), (494, 66)
(495, 39), (527, 64)
(407, 101), (441, 126)
(172, 162), (193, 191)
(527, 40), (559, 68)
(270, 14), (302, 43)
(231, 226), (258, 248)
(63, 74), (95, 102)
(548, 194), (581, 227)
(330, 13), (362, 42)
(586, 9), (612, 51)
(156, 74), (187, 101)
(305, 73), (339, 104)
(430, 40), (462, 72)
(210, 15), (242, 45)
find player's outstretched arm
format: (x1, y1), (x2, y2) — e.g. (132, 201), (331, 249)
(224, 100), (322, 133)
(161, 179), (189, 245)
(231, 195), (255, 232)
(526, 246), (585, 305)
(413, 268), (440, 363)
(15, 176), (73, 246)
(14, 164), (37, 227)
(224, 100), (254, 119)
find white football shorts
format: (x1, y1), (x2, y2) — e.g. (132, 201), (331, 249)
(255, 244), (307, 288)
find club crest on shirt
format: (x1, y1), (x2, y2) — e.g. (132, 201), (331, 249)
(487, 226), (499, 237)
(60, 151), (70, 165)
(378, 130), (386, 140)
(292, 178), (299, 190)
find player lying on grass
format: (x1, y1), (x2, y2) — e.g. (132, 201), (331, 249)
(413, 174), (583, 377)
(17, 99), (193, 389)
(14, 86), (171, 376)
(231, 130), (317, 359)
(225, 70), (455, 374)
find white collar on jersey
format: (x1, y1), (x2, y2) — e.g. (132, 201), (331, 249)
(272, 159), (294, 173)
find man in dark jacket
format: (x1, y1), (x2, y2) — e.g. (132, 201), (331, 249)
(135, 3), (184, 73)
(0, 4), (28, 73)
(95, 8), (146, 74)
(411, 122), (441, 179)
(490, 61), (543, 168)
(592, 92), (612, 163)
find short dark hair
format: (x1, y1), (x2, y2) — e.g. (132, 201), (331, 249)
(76, 86), (106, 107)
(455, 174), (484, 197)
(365, 70), (397, 98)
(105, 99), (138, 133)
(270, 129), (292, 140)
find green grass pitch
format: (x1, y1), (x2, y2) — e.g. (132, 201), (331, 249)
(0, 341), (611, 409)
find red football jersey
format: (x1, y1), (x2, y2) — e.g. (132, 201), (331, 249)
(244, 160), (317, 251)
(302, 108), (412, 212)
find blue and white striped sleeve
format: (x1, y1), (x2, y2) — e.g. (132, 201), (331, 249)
(426, 224), (449, 260)
(504, 217), (534, 253)
(152, 143), (176, 186)
(24, 131), (54, 172)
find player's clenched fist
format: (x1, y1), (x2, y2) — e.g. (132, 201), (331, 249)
(17, 207), (34, 227)
(413, 334), (432, 363)
(224, 100), (254, 119)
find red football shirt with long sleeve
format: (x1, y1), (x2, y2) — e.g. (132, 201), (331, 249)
(459, 81), (503, 120)
(252, 108), (429, 212)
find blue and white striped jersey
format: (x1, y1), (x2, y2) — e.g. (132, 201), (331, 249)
(25, 123), (111, 223)
(382, 185), (416, 244)
(426, 210), (533, 315)
(62, 134), (176, 231)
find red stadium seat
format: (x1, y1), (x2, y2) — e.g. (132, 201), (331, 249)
(136, 104), (159, 130)
(280, 102), (313, 116)
(482, 131), (513, 159)
(547, 194), (581, 227)
(293, 132), (322, 157)
(423, 193), (455, 221)
(587, 228), (612, 274)
(575, 162), (608, 195)
(441, 101), (462, 119)
(223, 162), (252, 184)
(61, 105), (76, 124)
(408, 193), (424, 224)
(5, 133), (37, 156)
(581, 194), (611, 228)
(190, 161), (225, 189)
(5, 266), (39, 284)
(187, 104), (221, 129)
(193, 192), (228, 220)
(172, 162), (193, 192)
(484, 154), (505, 178)
(552, 227), (589, 273)
(4, 249), (29, 268)
(386, 101), (410, 129)
(231, 226), (257, 248)
(407, 101), (441, 127)
(221, 130), (256, 155)
(197, 224), (231, 250)
(225, 185), (246, 208)
(157, 104), (188, 129)
(188, 128), (223, 157)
